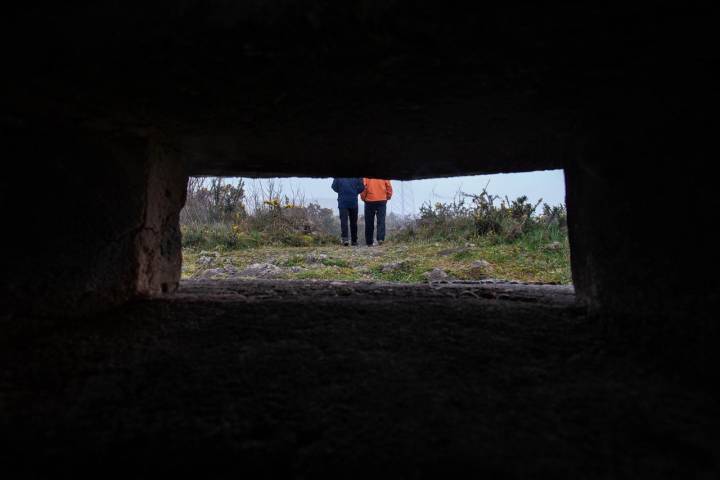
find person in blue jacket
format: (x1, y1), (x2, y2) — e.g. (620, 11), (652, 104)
(331, 178), (365, 246)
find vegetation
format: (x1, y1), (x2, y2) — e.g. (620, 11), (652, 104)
(181, 178), (571, 284)
(181, 177), (337, 249)
(394, 188), (567, 246)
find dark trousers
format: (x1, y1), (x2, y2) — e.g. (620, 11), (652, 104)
(339, 207), (358, 243)
(364, 201), (387, 245)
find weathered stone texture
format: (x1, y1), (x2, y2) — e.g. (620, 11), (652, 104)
(135, 140), (188, 296)
(0, 129), (187, 315)
(565, 113), (719, 347)
(1, 281), (716, 478)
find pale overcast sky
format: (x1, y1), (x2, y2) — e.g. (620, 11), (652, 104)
(236, 169), (566, 216)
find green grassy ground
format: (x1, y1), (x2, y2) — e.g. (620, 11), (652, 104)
(182, 236), (572, 284)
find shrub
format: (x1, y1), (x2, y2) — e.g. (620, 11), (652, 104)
(392, 187), (567, 245)
(181, 177), (247, 225)
(181, 177), (337, 250)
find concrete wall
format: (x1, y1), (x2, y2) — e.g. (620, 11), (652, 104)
(0, 127), (187, 316)
(2, 4), (716, 349)
(564, 96), (718, 352)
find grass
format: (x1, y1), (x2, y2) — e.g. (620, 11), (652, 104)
(182, 224), (335, 250)
(182, 234), (572, 284)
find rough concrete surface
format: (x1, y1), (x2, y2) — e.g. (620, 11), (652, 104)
(1, 280), (717, 478)
(0, 132), (188, 315)
(1, 5), (718, 476)
(3, 4), (717, 332)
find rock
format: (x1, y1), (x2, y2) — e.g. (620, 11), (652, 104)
(197, 250), (222, 267)
(195, 268), (222, 279)
(424, 268), (449, 282)
(471, 259), (491, 269)
(237, 263), (284, 278)
(381, 261), (408, 273)
(467, 259), (493, 279)
(192, 263), (282, 280)
(305, 253), (329, 263)
(544, 241), (563, 251)
(195, 266), (239, 279)
(197, 255), (216, 267)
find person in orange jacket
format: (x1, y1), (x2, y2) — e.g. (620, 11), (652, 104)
(360, 178), (393, 246)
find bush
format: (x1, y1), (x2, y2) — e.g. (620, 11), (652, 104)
(181, 223), (262, 250)
(181, 177), (337, 250)
(181, 178), (247, 225)
(392, 187), (567, 245)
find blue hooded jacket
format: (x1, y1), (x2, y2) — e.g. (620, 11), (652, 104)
(331, 178), (365, 209)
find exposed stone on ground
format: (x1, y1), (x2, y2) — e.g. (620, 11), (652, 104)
(196, 255), (217, 267)
(381, 261), (409, 273)
(237, 263), (284, 278)
(544, 241), (563, 251)
(305, 253), (329, 263)
(195, 263), (286, 279)
(468, 259), (493, 279)
(195, 266), (237, 279)
(471, 259), (491, 269)
(424, 268), (450, 282)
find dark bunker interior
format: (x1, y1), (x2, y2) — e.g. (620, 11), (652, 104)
(1, 4), (718, 478)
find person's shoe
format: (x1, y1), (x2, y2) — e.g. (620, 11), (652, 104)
(377, 240), (384, 246)
(351, 241), (358, 246)
(342, 238), (349, 246)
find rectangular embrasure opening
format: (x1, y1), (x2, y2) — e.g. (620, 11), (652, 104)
(180, 171), (571, 286)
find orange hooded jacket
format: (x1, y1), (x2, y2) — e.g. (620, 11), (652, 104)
(360, 178), (393, 202)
